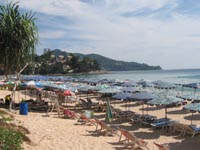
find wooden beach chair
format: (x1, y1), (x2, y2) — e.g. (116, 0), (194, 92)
(118, 128), (149, 150)
(77, 113), (97, 126)
(150, 118), (172, 129)
(183, 124), (200, 137)
(94, 119), (118, 136)
(172, 122), (185, 136)
(154, 142), (169, 150)
(63, 109), (78, 119)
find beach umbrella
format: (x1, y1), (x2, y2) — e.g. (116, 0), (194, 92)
(112, 92), (133, 100)
(184, 103), (200, 124)
(112, 92), (134, 111)
(177, 94), (200, 102)
(129, 91), (159, 101)
(182, 83), (200, 96)
(129, 91), (159, 115)
(92, 84), (110, 91)
(63, 90), (74, 96)
(98, 87), (121, 95)
(78, 84), (95, 92)
(121, 81), (138, 87)
(121, 87), (140, 93)
(137, 80), (154, 88)
(105, 97), (113, 123)
(152, 80), (176, 89)
(148, 95), (183, 119)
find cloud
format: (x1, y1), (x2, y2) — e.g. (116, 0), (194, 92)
(3, 0), (200, 69)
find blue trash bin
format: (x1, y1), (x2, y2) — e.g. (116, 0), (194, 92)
(20, 102), (28, 115)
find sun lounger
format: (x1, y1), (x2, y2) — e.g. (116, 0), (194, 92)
(150, 118), (173, 129)
(140, 114), (157, 126)
(171, 122), (185, 136)
(94, 119), (118, 136)
(118, 128), (149, 150)
(113, 109), (135, 122)
(63, 109), (78, 119)
(77, 113), (97, 126)
(183, 124), (200, 137)
(154, 142), (169, 150)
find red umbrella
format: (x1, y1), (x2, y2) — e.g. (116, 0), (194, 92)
(64, 90), (74, 96)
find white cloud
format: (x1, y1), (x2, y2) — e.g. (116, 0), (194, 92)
(7, 0), (200, 69)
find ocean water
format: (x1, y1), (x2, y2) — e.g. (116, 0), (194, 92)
(21, 69), (200, 94)
(22, 69), (200, 84)
(80, 69), (200, 84)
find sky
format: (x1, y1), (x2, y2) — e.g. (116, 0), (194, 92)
(1, 0), (200, 69)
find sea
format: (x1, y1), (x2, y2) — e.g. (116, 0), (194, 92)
(23, 69), (200, 84)
(76, 69), (200, 84)
(16, 68), (200, 95)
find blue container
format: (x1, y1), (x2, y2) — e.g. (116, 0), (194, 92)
(20, 102), (28, 115)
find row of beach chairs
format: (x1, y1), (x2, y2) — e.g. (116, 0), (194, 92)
(111, 107), (200, 138)
(62, 108), (169, 150)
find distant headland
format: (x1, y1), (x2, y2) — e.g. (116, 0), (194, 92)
(23, 48), (161, 75)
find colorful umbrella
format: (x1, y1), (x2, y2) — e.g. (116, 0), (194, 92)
(64, 90), (74, 96)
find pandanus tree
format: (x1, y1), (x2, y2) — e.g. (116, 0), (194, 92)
(0, 2), (38, 80)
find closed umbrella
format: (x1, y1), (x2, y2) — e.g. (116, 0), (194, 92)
(105, 98), (113, 123)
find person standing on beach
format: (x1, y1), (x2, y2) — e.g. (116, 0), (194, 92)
(4, 94), (11, 108)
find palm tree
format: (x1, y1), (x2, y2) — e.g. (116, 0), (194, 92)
(0, 2), (38, 80)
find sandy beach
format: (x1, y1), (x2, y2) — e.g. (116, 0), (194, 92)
(1, 89), (200, 150)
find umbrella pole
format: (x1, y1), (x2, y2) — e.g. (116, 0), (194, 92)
(147, 104), (148, 115)
(182, 86), (183, 94)
(191, 112), (193, 125)
(142, 102), (144, 116)
(165, 107), (167, 119)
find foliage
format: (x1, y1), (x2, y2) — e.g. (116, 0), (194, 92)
(0, 2), (38, 76)
(86, 54), (162, 71)
(0, 127), (23, 150)
(0, 110), (30, 150)
(20, 49), (161, 74)
(21, 49), (101, 74)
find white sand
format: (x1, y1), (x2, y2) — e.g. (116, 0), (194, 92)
(1, 90), (200, 150)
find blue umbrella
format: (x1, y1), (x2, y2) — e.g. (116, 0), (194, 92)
(183, 83), (200, 89)
(148, 95), (183, 119)
(98, 87), (121, 94)
(121, 87), (140, 93)
(121, 81), (138, 87)
(112, 92), (134, 111)
(129, 91), (159, 101)
(137, 80), (154, 88)
(184, 103), (200, 124)
(182, 83), (200, 96)
(112, 92), (133, 100)
(129, 91), (159, 115)
(152, 80), (176, 89)
(177, 94), (200, 101)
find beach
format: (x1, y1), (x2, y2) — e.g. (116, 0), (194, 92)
(1, 89), (200, 150)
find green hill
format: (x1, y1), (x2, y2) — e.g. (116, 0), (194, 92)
(51, 49), (162, 71)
